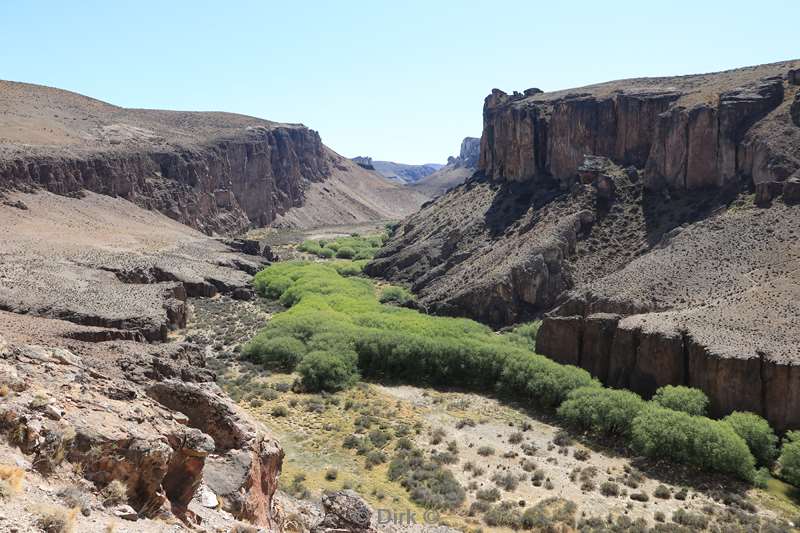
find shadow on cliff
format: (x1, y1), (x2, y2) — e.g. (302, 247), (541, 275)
(482, 176), (563, 237)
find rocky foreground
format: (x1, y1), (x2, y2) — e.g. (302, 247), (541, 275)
(367, 60), (800, 430)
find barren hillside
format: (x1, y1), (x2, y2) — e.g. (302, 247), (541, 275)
(0, 80), (425, 234)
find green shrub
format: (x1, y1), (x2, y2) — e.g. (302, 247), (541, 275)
(503, 321), (541, 350)
(652, 385), (709, 416)
(335, 246), (356, 259)
(630, 405), (755, 481)
(724, 411), (779, 467)
(779, 431), (800, 486)
(318, 247), (335, 258)
(672, 508), (708, 529)
(557, 386), (646, 436)
(484, 501), (522, 529)
(241, 335), (306, 370)
(379, 286), (415, 306)
(296, 350), (359, 392)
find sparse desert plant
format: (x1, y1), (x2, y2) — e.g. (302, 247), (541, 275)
(34, 504), (78, 533)
(102, 479), (128, 506)
(508, 431), (524, 444)
(476, 487), (501, 502)
(271, 405), (289, 417)
(574, 448), (590, 461)
(522, 497), (577, 530)
(477, 446), (495, 457)
(652, 385), (709, 416)
(325, 468), (338, 481)
(600, 481), (620, 497)
(455, 418), (476, 429)
(491, 472), (519, 491)
(630, 491), (649, 502)
(388, 446), (465, 510)
(553, 430), (572, 447)
(654, 510), (666, 522)
(672, 508), (709, 529)
(484, 501), (523, 529)
(654, 484), (671, 499)
(0, 464), (24, 498)
(429, 427), (446, 445)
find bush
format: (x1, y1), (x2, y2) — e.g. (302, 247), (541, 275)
(388, 447), (465, 510)
(652, 385), (709, 416)
(296, 350), (359, 392)
(557, 386), (647, 436)
(600, 481), (620, 496)
(325, 468), (338, 481)
(484, 501), (522, 529)
(779, 431), (800, 486)
(335, 246), (356, 259)
(672, 509), (708, 529)
(477, 446), (495, 457)
(654, 484), (671, 499)
(476, 487), (501, 502)
(242, 335), (307, 370)
(379, 286), (415, 306)
(724, 411), (779, 467)
(630, 405), (755, 481)
(34, 504), (77, 533)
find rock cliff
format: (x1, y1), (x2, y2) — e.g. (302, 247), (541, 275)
(368, 60), (800, 430)
(480, 60), (800, 195)
(410, 137), (480, 197)
(0, 80), (423, 235)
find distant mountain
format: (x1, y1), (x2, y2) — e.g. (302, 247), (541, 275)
(410, 137), (479, 197)
(351, 157), (443, 185)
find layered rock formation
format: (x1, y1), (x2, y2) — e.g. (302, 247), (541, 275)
(0, 80), (423, 235)
(369, 60), (800, 430)
(480, 61), (800, 195)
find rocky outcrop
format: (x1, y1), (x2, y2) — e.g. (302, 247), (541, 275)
(0, 126), (329, 235)
(479, 61), (800, 194)
(0, 79), (423, 236)
(312, 490), (376, 533)
(0, 332), (284, 529)
(148, 381), (284, 528)
(411, 137), (480, 197)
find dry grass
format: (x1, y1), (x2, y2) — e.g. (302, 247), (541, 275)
(102, 479), (128, 506)
(33, 504), (78, 533)
(0, 464), (24, 498)
(0, 384), (9, 397)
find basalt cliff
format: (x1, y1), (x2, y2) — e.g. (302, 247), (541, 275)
(367, 60), (800, 430)
(0, 80), (424, 235)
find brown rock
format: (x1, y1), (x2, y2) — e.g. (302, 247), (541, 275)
(536, 316), (584, 366)
(312, 490), (375, 533)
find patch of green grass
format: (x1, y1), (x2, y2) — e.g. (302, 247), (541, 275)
(298, 233), (387, 260)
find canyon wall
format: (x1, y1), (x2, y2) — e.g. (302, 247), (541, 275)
(0, 125), (330, 235)
(480, 63), (800, 197)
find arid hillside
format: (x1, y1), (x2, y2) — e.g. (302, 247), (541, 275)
(367, 60), (800, 430)
(0, 80), (425, 234)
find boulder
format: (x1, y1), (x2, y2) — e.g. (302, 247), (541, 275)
(312, 490), (375, 533)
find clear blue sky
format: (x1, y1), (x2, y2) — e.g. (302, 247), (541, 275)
(1, 1), (798, 163)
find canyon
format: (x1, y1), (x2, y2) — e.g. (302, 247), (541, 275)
(368, 60), (800, 431)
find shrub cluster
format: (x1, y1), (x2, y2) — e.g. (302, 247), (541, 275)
(298, 233), (386, 261)
(630, 405), (755, 481)
(779, 431), (800, 486)
(248, 261), (772, 484)
(387, 446), (465, 510)
(652, 385), (709, 416)
(557, 386), (646, 436)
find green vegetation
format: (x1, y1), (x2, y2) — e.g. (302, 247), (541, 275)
(779, 431), (800, 486)
(379, 285), (415, 306)
(557, 386), (646, 436)
(630, 405), (755, 481)
(298, 233), (387, 260)
(723, 411), (779, 467)
(652, 385), (709, 416)
(247, 261), (766, 483)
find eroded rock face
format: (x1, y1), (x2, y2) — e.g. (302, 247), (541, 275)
(479, 61), (800, 192)
(0, 326), (284, 529)
(147, 381), (284, 528)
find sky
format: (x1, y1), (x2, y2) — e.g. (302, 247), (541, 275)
(1, 1), (798, 164)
